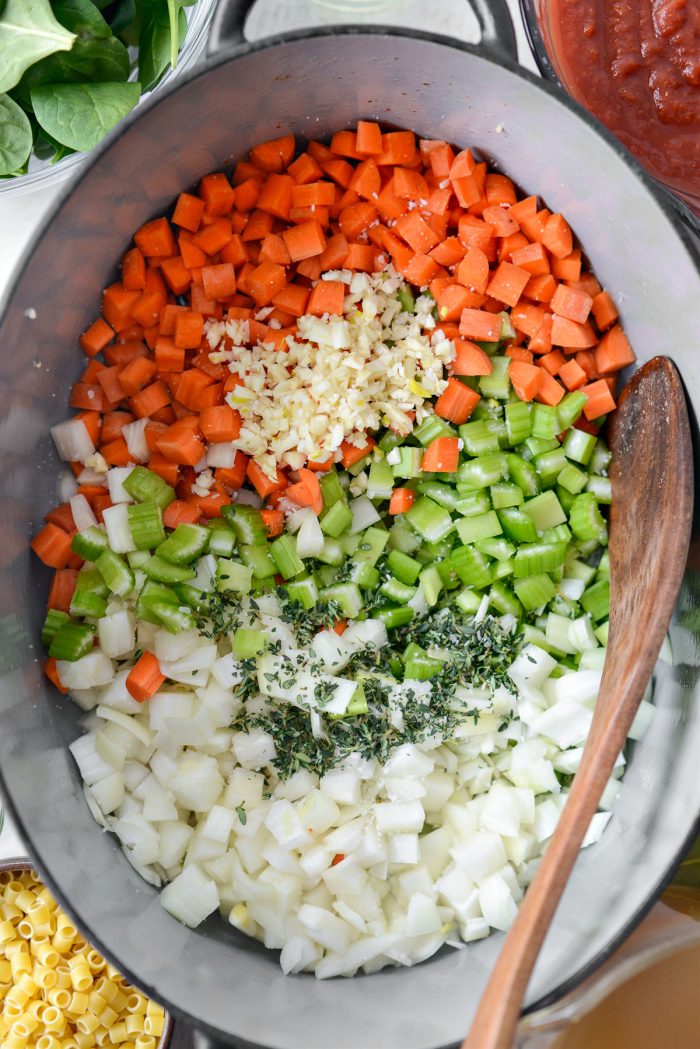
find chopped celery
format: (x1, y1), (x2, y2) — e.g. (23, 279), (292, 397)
(570, 492), (608, 543)
(488, 581), (522, 617)
(393, 446), (424, 479)
(403, 643), (444, 680)
(144, 555), (196, 584)
(449, 545), (493, 589)
(505, 400), (531, 444)
(459, 418), (506, 456)
(581, 579), (610, 621)
(349, 562), (380, 588)
(352, 527), (390, 567)
(533, 447), (568, 488)
(156, 523), (209, 565)
(122, 467), (175, 509)
(557, 463), (588, 495)
(456, 511), (503, 545)
(386, 549), (422, 586)
(239, 543), (278, 579)
(413, 415), (456, 447)
(458, 452), (508, 489)
(127, 502), (166, 551)
(372, 605), (414, 629)
(136, 580), (180, 625)
(207, 520), (236, 557)
(594, 620), (609, 645)
(405, 497), (454, 542)
(222, 505), (267, 546)
(388, 519), (422, 554)
(95, 549), (135, 597)
(455, 490), (492, 518)
(557, 391), (587, 430)
(380, 577), (417, 603)
(513, 540), (568, 578)
(531, 404), (559, 440)
(419, 565), (443, 606)
(563, 428), (596, 465)
(319, 469), (345, 510)
(417, 481), (458, 510)
(41, 609), (70, 647)
(285, 576), (319, 609)
(523, 490), (567, 530)
(320, 501), (353, 538)
(586, 475), (612, 504)
(479, 357), (511, 400)
(475, 537), (515, 562)
(320, 583), (363, 618)
(215, 558), (253, 593)
(367, 459), (394, 500)
(490, 482), (523, 509)
(232, 628), (269, 659)
(49, 621), (95, 661)
(506, 453), (539, 497)
(513, 573), (556, 611)
(455, 587), (484, 614)
(270, 534), (304, 579)
(497, 507), (538, 543)
(398, 285), (415, 312)
(71, 526), (108, 561)
(589, 441), (612, 475)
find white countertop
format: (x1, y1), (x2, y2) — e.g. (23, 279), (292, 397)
(0, 0), (533, 861)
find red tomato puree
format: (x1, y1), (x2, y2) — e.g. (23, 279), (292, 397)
(548, 0), (700, 203)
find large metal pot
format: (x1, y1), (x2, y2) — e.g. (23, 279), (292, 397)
(0, 3), (699, 1047)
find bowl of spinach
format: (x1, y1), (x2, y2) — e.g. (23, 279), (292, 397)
(0, 0), (217, 191)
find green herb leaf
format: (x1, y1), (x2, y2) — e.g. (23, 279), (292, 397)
(30, 80), (140, 151)
(0, 92), (32, 174)
(0, 0), (77, 93)
(138, 0), (185, 93)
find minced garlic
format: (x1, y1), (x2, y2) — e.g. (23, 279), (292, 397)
(204, 267), (455, 478)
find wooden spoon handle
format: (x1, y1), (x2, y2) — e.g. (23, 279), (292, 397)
(462, 357), (693, 1049)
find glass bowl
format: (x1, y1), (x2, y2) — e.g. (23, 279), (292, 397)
(519, 0), (700, 221)
(0, 0), (217, 198)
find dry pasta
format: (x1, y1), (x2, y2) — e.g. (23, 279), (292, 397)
(0, 870), (167, 1049)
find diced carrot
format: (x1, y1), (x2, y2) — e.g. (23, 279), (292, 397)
(48, 569), (79, 612)
(458, 214), (495, 253)
(256, 173), (294, 220)
(126, 651), (165, 702)
(80, 317), (114, 358)
(542, 213), (573, 259)
(582, 379), (616, 420)
(247, 460), (288, 499)
(45, 503), (76, 532)
(281, 219), (326, 262)
(201, 263), (236, 301)
(481, 205), (519, 238)
(216, 451), (249, 491)
(161, 500), (199, 529)
(485, 174), (517, 206)
(285, 468), (323, 515)
(559, 358), (588, 390)
(44, 657), (67, 694)
(376, 130), (416, 166)
(402, 253), (439, 287)
(550, 284), (593, 324)
(388, 488), (416, 515)
(594, 324), (636, 374)
(429, 237), (465, 267)
(199, 173), (236, 217)
(529, 314), (554, 355)
(307, 280), (345, 317)
(154, 338), (185, 372)
(320, 157), (354, 188)
(436, 284), (475, 323)
(345, 244), (380, 272)
(246, 261), (287, 306)
(458, 308), (502, 341)
(156, 416), (204, 466)
(524, 274), (557, 302)
(187, 481), (231, 519)
(355, 120), (383, 155)
(175, 368), (215, 412)
(551, 315), (597, 349)
(505, 346), (534, 364)
(287, 152), (322, 185)
(456, 246), (490, 293)
(539, 349), (566, 375)
(250, 134), (295, 173)
(509, 362), (543, 402)
(434, 377), (480, 424)
(70, 383), (105, 412)
(510, 242), (550, 275)
(101, 284), (140, 332)
(31, 523), (72, 569)
(130, 380), (171, 419)
(591, 290), (619, 330)
(173, 192), (205, 231)
(552, 249), (582, 282)
(101, 411), (134, 443)
(575, 350), (600, 380)
(330, 129), (360, 158)
(422, 435), (460, 472)
(486, 261), (530, 308)
(261, 508), (285, 537)
(452, 339), (493, 376)
(118, 356), (156, 395)
(535, 370), (565, 406)
(395, 211), (439, 254)
(340, 438), (375, 467)
(174, 311), (204, 349)
(134, 217), (175, 258)
(421, 139), (454, 178)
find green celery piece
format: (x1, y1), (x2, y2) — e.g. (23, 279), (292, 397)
(156, 523), (209, 565)
(285, 576), (319, 609)
(458, 451), (508, 490)
(475, 537), (515, 562)
(492, 559), (514, 580)
(320, 583), (363, 618)
(505, 400), (531, 444)
(348, 562), (379, 588)
(417, 481), (458, 510)
(412, 415), (456, 447)
(506, 452), (540, 497)
(523, 490), (567, 530)
(498, 507), (538, 543)
(41, 609), (70, 647)
(398, 285), (415, 312)
(531, 404), (559, 440)
(238, 543), (278, 579)
(388, 519), (421, 554)
(581, 579), (610, 621)
(339, 532), (362, 557)
(597, 550), (610, 576)
(534, 447), (568, 489)
(449, 545), (493, 589)
(71, 526), (108, 561)
(419, 565), (443, 606)
(378, 431), (402, 454)
(513, 573), (556, 611)
(589, 440), (612, 475)
(372, 605), (414, 629)
(563, 428), (596, 465)
(315, 565), (340, 588)
(558, 463), (588, 495)
(414, 537), (453, 565)
(570, 492), (608, 543)
(456, 511), (503, 545)
(557, 391), (587, 430)
(319, 468), (345, 510)
(404, 497), (454, 542)
(479, 357), (511, 400)
(144, 555), (196, 584)
(455, 490), (492, 518)
(488, 581), (523, 617)
(525, 436), (559, 458)
(513, 540), (568, 578)
(123, 467), (175, 508)
(436, 557), (460, 589)
(545, 612), (577, 654)
(320, 501), (353, 538)
(353, 526), (390, 567)
(459, 418), (506, 456)
(393, 446), (424, 479)
(127, 502), (166, 551)
(490, 482), (524, 509)
(403, 643), (444, 680)
(317, 538), (345, 567)
(586, 475), (612, 504)
(150, 601), (196, 634)
(380, 577), (417, 603)
(556, 483), (577, 514)
(95, 548), (135, 597)
(136, 580), (179, 625)
(207, 521), (236, 557)
(564, 557), (597, 585)
(455, 587), (484, 614)
(222, 505), (267, 546)
(49, 621), (95, 661)
(215, 558), (253, 593)
(366, 458), (394, 500)
(386, 549), (422, 586)
(232, 628), (268, 659)
(594, 620), (609, 645)
(270, 534), (304, 579)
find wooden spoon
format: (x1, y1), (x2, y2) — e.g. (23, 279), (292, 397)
(462, 356), (693, 1049)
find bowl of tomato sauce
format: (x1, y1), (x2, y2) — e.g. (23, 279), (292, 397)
(520, 0), (700, 217)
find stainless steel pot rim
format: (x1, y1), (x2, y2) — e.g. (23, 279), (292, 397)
(0, 23), (699, 1047)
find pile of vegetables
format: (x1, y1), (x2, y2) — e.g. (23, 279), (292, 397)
(0, 0), (198, 177)
(28, 122), (643, 975)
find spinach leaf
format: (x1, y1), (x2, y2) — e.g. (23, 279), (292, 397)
(138, 0), (185, 92)
(0, 0), (77, 93)
(17, 0), (130, 95)
(0, 91), (32, 174)
(31, 80), (140, 151)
